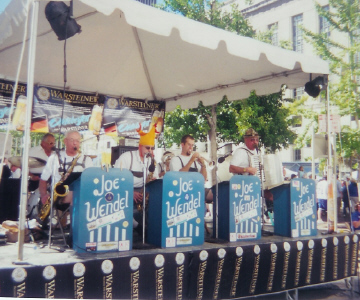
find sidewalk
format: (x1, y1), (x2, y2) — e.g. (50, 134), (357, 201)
(240, 279), (360, 299)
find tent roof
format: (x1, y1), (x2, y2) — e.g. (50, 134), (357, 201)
(0, 0), (329, 110)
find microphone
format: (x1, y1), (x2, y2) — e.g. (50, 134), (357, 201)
(146, 153), (155, 172)
(149, 161), (155, 172)
(51, 146), (62, 152)
(218, 151), (232, 164)
(74, 147), (78, 151)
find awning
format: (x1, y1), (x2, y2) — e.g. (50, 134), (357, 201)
(0, 0), (329, 110)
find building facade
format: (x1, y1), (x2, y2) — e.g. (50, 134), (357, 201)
(223, 0), (355, 171)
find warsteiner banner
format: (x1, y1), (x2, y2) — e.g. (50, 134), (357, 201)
(0, 79), (27, 130)
(102, 96), (165, 138)
(32, 85), (99, 133)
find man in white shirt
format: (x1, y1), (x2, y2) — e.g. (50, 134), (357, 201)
(39, 130), (93, 206)
(114, 125), (158, 232)
(170, 135), (207, 178)
(170, 134), (213, 203)
(229, 128), (260, 176)
(28, 133), (55, 191)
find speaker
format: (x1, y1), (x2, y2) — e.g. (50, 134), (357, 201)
(304, 76), (325, 98)
(111, 146), (138, 166)
(45, 1), (81, 41)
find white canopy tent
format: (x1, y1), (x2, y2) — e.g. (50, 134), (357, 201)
(0, 0), (330, 260)
(0, 0), (329, 111)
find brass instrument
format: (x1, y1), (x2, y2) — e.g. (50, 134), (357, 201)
(38, 151), (82, 221)
(137, 156), (156, 212)
(198, 156), (216, 170)
(161, 151), (175, 166)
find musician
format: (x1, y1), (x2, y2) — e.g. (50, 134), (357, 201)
(170, 135), (207, 178)
(114, 125), (158, 232)
(38, 130), (93, 205)
(229, 128), (260, 176)
(28, 133), (55, 191)
(170, 135), (213, 202)
(158, 151), (173, 178)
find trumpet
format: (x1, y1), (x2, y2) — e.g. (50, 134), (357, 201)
(198, 157), (216, 169)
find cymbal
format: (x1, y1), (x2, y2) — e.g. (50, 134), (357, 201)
(9, 156), (47, 168)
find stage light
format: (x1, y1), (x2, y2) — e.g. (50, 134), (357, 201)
(304, 76), (325, 98)
(45, 1), (81, 41)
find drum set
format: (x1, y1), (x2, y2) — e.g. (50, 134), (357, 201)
(8, 155), (47, 220)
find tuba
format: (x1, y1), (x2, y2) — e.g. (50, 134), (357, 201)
(38, 151), (82, 221)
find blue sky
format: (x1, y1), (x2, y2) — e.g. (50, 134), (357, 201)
(0, 0), (11, 13)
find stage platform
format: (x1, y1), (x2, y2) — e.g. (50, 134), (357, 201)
(0, 225), (358, 299)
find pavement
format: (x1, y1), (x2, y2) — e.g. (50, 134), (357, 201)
(237, 212), (360, 300)
(239, 279), (360, 299)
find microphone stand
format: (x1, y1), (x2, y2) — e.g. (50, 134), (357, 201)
(141, 153), (153, 244)
(142, 162), (146, 244)
(42, 150), (65, 252)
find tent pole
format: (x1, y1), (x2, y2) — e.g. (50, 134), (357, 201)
(17, 0), (39, 262)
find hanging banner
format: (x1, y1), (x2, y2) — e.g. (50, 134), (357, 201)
(0, 79), (165, 136)
(102, 96), (165, 138)
(32, 85), (99, 133)
(0, 79), (27, 130)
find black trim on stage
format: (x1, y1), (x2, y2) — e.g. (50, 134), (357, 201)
(0, 232), (358, 299)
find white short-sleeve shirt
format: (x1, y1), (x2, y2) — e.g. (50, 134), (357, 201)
(229, 145), (257, 175)
(40, 151), (93, 182)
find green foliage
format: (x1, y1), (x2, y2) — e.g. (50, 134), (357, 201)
(158, 0), (255, 37)
(234, 91), (297, 152)
(157, 0), (297, 153)
(256, 27), (293, 50)
(162, 105), (209, 147)
(302, 0), (360, 165)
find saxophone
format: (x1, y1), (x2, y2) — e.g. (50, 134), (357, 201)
(38, 151), (82, 221)
(137, 156), (156, 212)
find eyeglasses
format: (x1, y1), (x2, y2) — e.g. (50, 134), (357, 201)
(68, 138), (81, 143)
(145, 146), (155, 150)
(47, 141), (55, 145)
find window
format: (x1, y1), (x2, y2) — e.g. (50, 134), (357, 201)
(268, 23), (278, 46)
(136, 0), (157, 5)
(319, 6), (330, 38)
(319, 5), (331, 57)
(292, 14), (303, 53)
(294, 149), (301, 161)
(292, 115), (302, 128)
(293, 87), (305, 100)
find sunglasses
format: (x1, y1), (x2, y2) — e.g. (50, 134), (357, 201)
(145, 146), (155, 150)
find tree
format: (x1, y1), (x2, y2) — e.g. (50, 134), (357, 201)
(234, 90), (297, 152)
(302, 0), (360, 172)
(158, 0), (298, 184)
